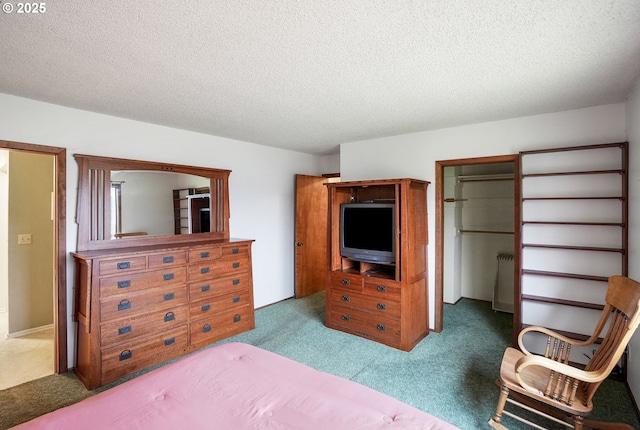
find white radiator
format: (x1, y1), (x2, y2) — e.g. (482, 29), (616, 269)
(493, 252), (514, 313)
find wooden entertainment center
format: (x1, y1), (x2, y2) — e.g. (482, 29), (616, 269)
(325, 178), (430, 351)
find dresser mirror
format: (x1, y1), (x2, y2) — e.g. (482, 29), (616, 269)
(75, 154), (231, 251)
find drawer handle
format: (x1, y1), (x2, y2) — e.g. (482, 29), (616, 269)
(377, 285), (387, 292)
(164, 293), (175, 301)
(232, 248), (240, 254)
(341, 295), (350, 302)
(341, 279), (350, 285)
(200, 267), (210, 274)
(232, 296), (240, 303)
(163, 256), (174, 263)
(233, 314), (241, 323)
(164, 337), (175, 346)
(118, 300), (131, 311)
(377, 303), (386, 310)
(377, 324), (386, 331)
(117, 280), (131, 289)
(118, 325), (132, 335)
(119, 350), (132, 361)
(341, 314), (350, 321)
(117, 262), (130, 270)
(200, 251), (209, 258)
(163, 273), (174, 281)
(201, 304), (211, 312)
(232, 262), (240, 269)
(232, 278), (241, 285)
(164, 312), (175, 322)
(202, 324), (211, 333)
(201, 285), (210, 292)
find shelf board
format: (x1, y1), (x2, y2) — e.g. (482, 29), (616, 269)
(522, 294), (604, 311)
(522, 243), (624, 253)
(522, 196), (624, 201)
(522, 221), (625, 227)
(521, 270), (608, 283)
(522, 169), (624, 178)
(459, 229), (514, 235)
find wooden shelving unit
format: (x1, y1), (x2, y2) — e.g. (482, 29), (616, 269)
(518, 142), (628, 369)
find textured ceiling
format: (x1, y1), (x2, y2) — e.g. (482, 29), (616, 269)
(1, 1), (640, 155)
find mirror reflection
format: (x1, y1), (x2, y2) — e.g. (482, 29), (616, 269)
(110, 170), (210, 239)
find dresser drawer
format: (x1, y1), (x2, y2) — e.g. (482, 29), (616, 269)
(188, 246), (222, 263)
(190, 290), (251, 318)
(99, 256), (146, 276)
(148, 250), (188, 268)
(329, 288), (400, 320)
(100, 305), (188, 345)
(190, 306), (254, 349)
(100, 284), (188, 321)
(221, 244), (250, 257)
(99, 267), (187, 297)
(364, 279), (401, 300)
(329, 272), (363, 291)
(189, 256), (250, 281)
(189, 273), (251, 301)
(329, 304), (401, 344)
(101, 326), (188, 384)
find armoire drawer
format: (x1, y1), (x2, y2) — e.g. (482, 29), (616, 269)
(189, 256), (250, 281)
(101, 326), (188, 383)
(364, 279), (401, 299)
(190, 290), (251, 318)
(100, 284), (188, 322)
(190, 306), (254, 349)
(99, 267), (187, 297)
(329, 304), (401, 343)
(189, 273), (251, 301)
(100, 305), (189, 345)
(329, 288), (401, 320)
(329, 272), (364, 291)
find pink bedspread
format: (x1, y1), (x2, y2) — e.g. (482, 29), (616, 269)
(15, 342), (458, 429)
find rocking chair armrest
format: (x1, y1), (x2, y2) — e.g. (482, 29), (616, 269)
(515, 355), (607, 387)
(518, 325), (594, 356)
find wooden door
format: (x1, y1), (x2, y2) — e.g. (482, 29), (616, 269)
(294, 174), (329, 298)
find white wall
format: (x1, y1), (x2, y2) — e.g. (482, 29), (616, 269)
(340, 102), (628, 330)
(626, 76), (640, 403)
(0, 93), (339, 365)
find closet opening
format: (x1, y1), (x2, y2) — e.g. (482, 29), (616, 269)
(434, 155), (520, 340)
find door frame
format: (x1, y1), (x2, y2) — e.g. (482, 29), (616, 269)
(0, 139), (66, 373)
(434, 154), (520, 337)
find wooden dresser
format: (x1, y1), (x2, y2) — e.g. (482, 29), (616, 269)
(325, 179), (429, 351)
(73, 239), (254, 389)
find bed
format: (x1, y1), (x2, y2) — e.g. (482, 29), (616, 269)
(15, 342), (458, 429)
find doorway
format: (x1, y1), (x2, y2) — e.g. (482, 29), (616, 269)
(434, 155), (520, 338)
(0, 140), (66, 386)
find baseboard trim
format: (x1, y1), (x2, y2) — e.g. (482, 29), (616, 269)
(5, 323), (54, 339)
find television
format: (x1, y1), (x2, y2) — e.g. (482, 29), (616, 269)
(339, 203), (396, 264)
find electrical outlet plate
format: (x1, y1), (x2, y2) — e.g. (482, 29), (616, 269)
(18, 234), (32, 245)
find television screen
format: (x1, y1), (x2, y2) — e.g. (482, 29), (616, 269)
(340, 203), (395, 263)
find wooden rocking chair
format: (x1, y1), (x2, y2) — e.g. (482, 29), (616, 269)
(489, 275), (640, 430)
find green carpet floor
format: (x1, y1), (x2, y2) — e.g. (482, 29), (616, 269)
(1, 293), (638, 429)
